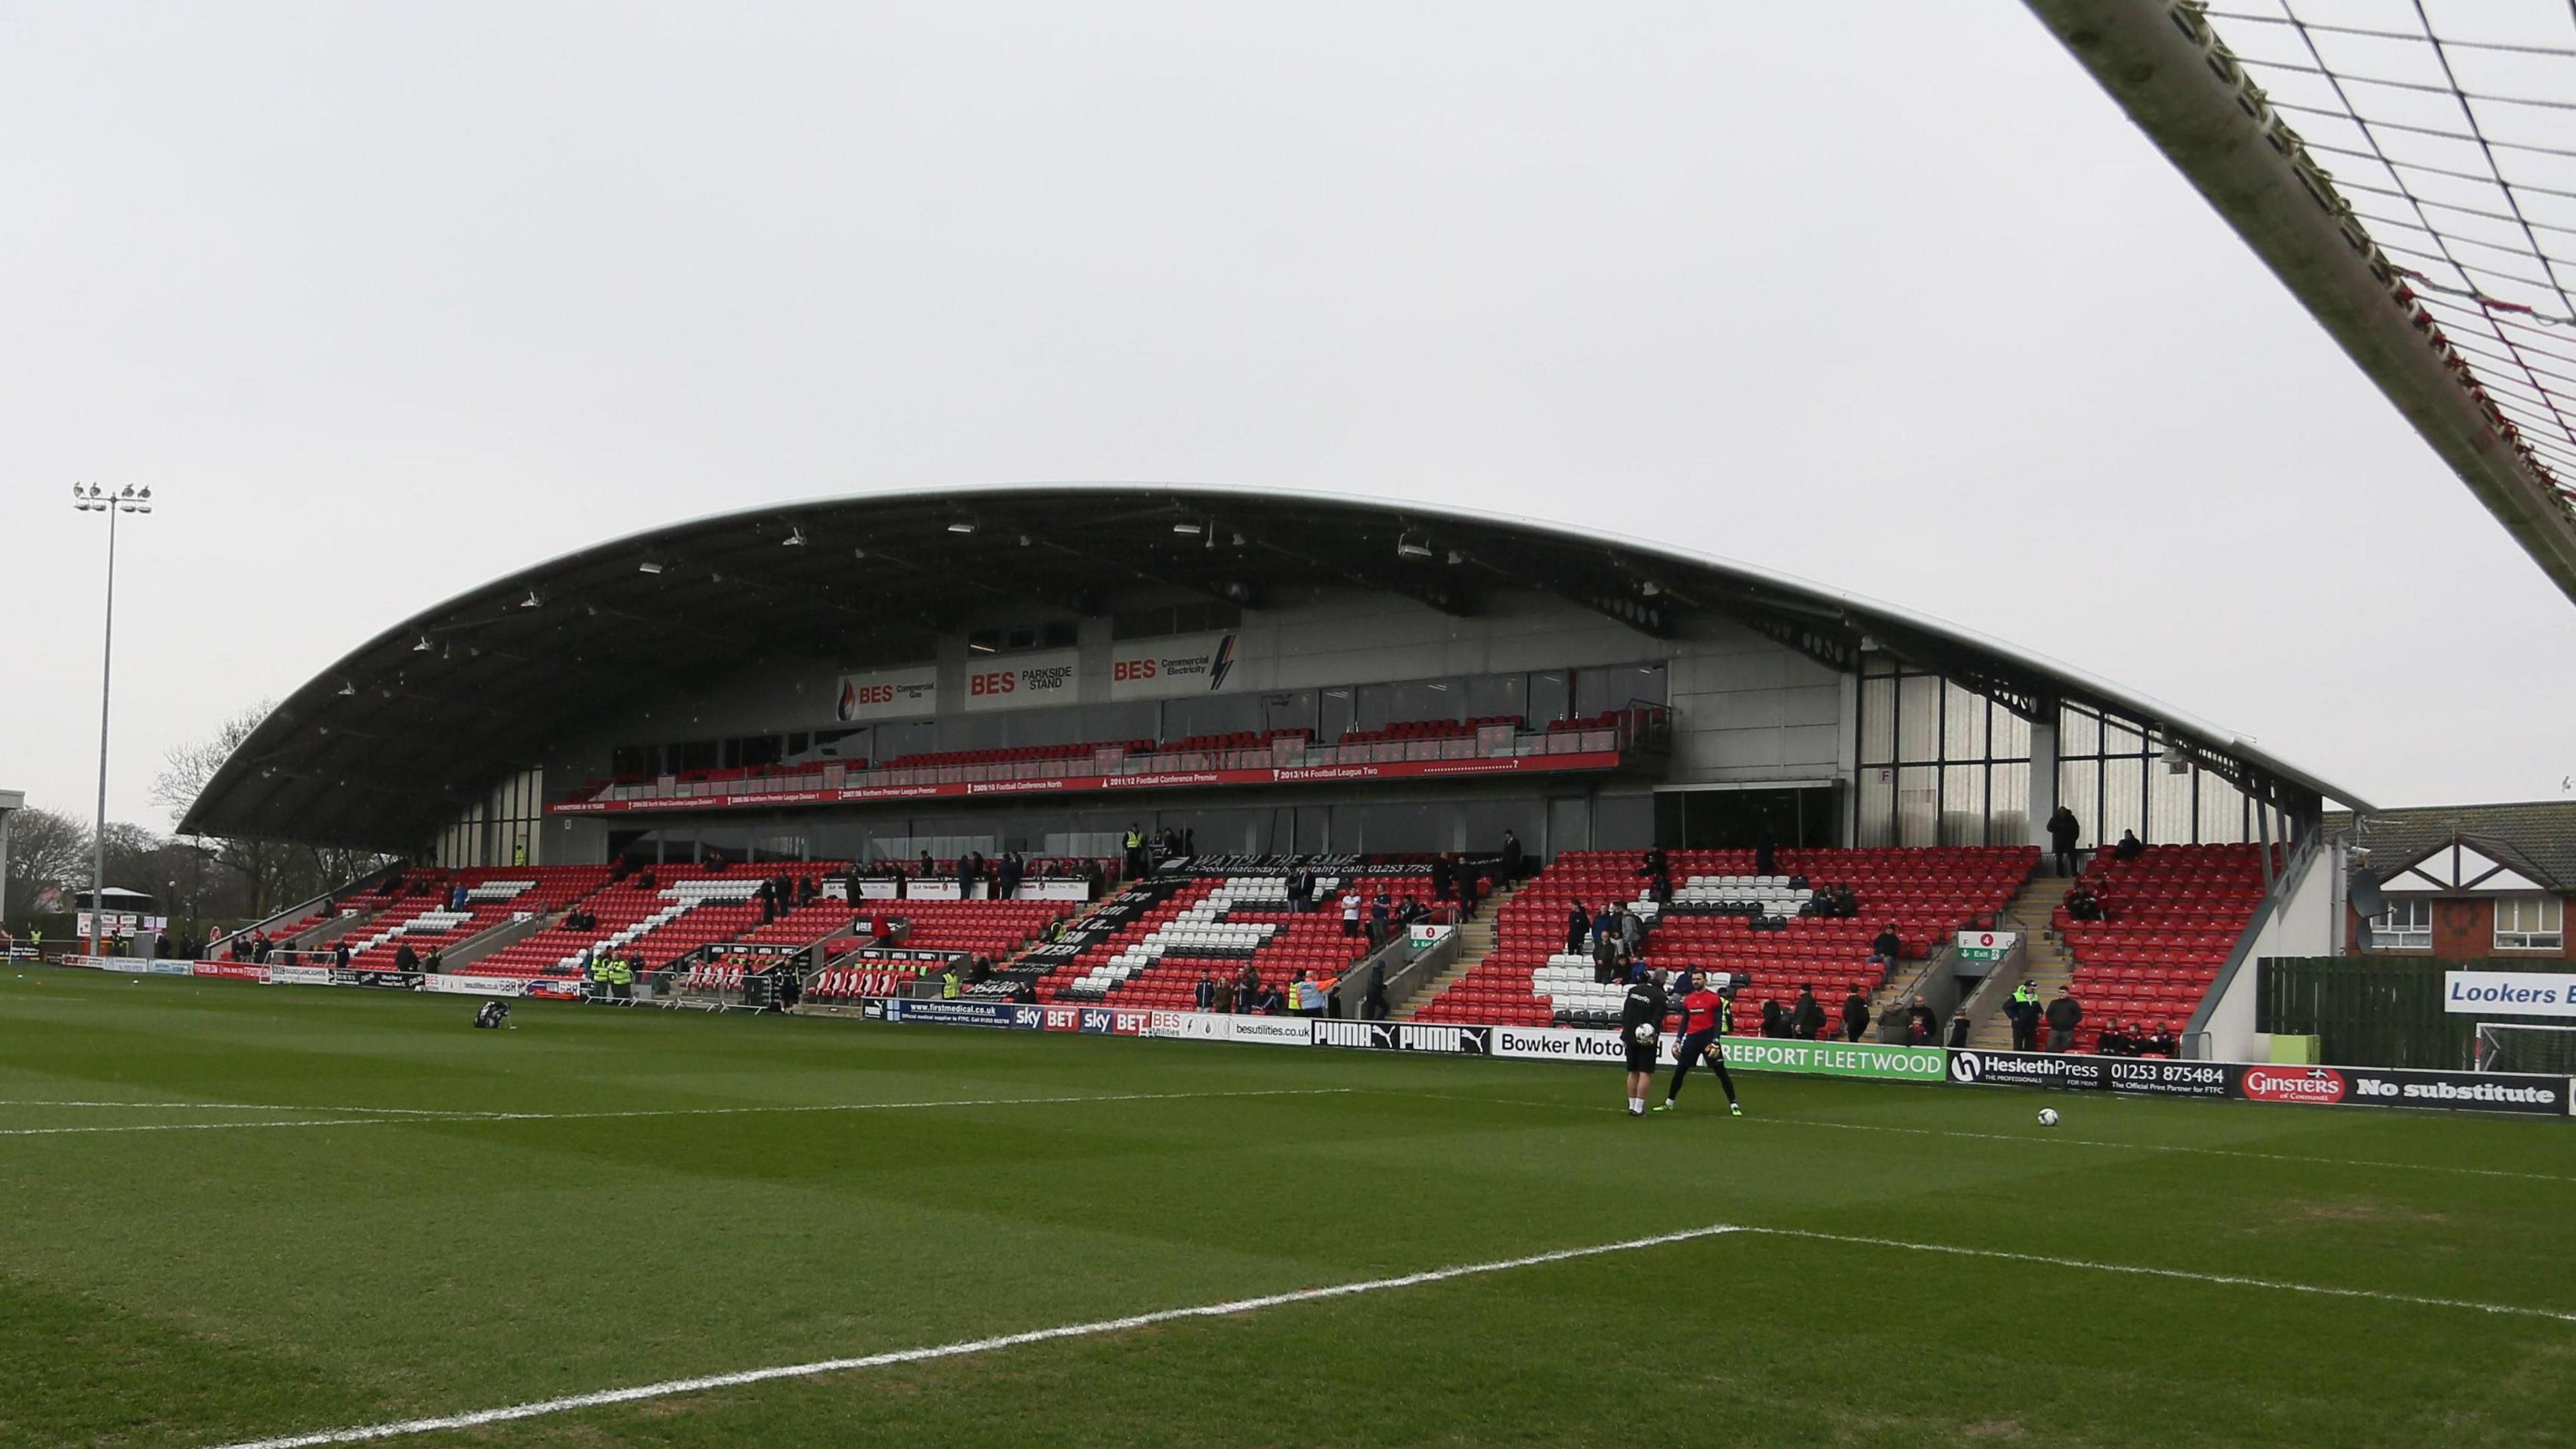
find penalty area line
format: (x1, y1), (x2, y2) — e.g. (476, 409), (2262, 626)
(203, 1223), (1750, 1448)
(203, 1219), (2576, 1448)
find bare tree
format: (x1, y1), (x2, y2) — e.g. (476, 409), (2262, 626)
(3, 806), (91, 921)
(149, 701), (394, 920)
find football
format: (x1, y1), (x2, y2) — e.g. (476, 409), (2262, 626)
(1631, 1022), (1658, 1045)
(2037, 1108), (2060, 1127)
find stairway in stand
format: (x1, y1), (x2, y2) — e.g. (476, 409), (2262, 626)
(1390, 879), (1520, 1021)
(1969, 869), (2080, 1051)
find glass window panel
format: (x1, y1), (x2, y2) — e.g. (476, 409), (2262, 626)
(1896, 674), (1941, 764)
(2057, 760), (2099, 846)
(1989, 761), (2030, 848)
(1942, 685), (1988, 761)
(2146, 758), (2196, 845)
(2371, 899), (2432, 950)
(2197, 769), (2249, 844)
(1529, 672), (1570, 727)
(2057, 704), (2099, 757)
(1940, 763), (1988, 845)
(1990, 706), (2031, 763)
(1857, 766), (1897, 847)
(1896, 765), (1939, 846)
(2101, 717), (2143, 757)
(2498, 896), (2565, 950)
(1858, 675), (1896, 767)
(2102, 754), (2145, 847)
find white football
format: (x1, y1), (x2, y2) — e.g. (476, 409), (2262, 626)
(1631, 1022), (1658, 1044)
(2037, 1108), (2060, 1127)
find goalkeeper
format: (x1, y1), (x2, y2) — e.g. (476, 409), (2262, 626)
(1619, 963), (1670, 1118)
(1655, 971), (1741, 1116)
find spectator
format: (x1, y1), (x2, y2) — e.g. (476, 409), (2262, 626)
(1500, 828), (1524, 882)
(1869, 922), (1904, 976)
(1945, 1008), (1972, 1049)
(394, 942), (419, 974)
(1362, 964), (1389, 1021)
(1905, 995), (1938, 1045)
(1790, 983), (1825, 1040)
(1805, 888), (1833, 918)
(1370, 890), (1393, 943)
(1122, 825), (1147, 879)
(2112, 829), (2145, 862)
(2005, 980), (2041, 1052)
(1340, 890), (1362, 938)
(1592, 932), (1623, 985)
(1754, 826), (1776, 877)
(2047, 806), (2081, 877)
(1759, 997), (1788, 1038)
(1566, 903), (1593, 957)
(1458, 866), (1482, 917)
(1618, 906), (1647, 959)
(1430, 855), (1453, 904)
(1840, 988), (1871, 1042)
(2148, 1022), (2179, 1057)
(1829, 883), (1859, 918)
(2045, 985), (2084, 1052)
(2064, 885), (2103, 922)
(1236, 962), (1260, 1014)
(2099, 1019), (2132, 1057)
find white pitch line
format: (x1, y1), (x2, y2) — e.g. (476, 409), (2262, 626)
(202, 1223), (1750, 1449)
(0, 1087), (1351, 1138)
(204, 1216), (2576, 1449)
(1735, 1226), (2576, 1325)
(0, 1099), (476, 1117)
(0, 1117), (401, 1138)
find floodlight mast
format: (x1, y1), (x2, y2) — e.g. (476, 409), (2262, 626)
(2021, 0), (2576, 604)
(69, 483), (153, 957)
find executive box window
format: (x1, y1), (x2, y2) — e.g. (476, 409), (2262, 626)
(2496, 896), (2564, 951)
(2371, 898), (2432, 951)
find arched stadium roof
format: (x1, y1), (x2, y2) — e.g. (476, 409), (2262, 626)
(181, 484), (2368, 851)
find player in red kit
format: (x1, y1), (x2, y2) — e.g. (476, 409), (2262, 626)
(1654, 969), (1741, 1115)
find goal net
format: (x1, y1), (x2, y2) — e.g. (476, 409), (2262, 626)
(2474, 1022), (2576, 1077)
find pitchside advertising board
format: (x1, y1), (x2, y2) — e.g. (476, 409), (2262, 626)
(2443, 970), (2576, 1019)
(2235, 1063), (2569, 1116)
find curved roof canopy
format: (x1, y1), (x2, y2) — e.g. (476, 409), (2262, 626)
(184, 484), (2367, 850)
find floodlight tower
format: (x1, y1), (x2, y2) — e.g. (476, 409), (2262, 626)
(70, 483), (152, 957)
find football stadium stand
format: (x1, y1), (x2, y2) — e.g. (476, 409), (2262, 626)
(2054, 843), (2273, 1051)
(1039, 870), (1437, 1006)
(1412, 848), (2033, 1031)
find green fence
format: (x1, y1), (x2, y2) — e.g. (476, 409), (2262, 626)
(2256, 957), (2572, 1069)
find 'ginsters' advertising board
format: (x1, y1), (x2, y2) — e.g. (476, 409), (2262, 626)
(2235, 1063), (2567, 1116)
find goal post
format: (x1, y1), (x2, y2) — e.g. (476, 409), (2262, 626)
(2473, 1022), (2576, 1077)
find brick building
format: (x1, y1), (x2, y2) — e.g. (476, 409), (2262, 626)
(2326, 802), (2575, 963)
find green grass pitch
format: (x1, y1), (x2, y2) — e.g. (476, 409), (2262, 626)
(3, 969), (2573, 1448)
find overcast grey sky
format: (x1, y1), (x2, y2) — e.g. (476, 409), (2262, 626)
(4, 1), (2571, 830)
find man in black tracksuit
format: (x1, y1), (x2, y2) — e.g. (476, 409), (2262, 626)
(1656, 971), (1741, 1116)
(1620, 967), (1669, 1118)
